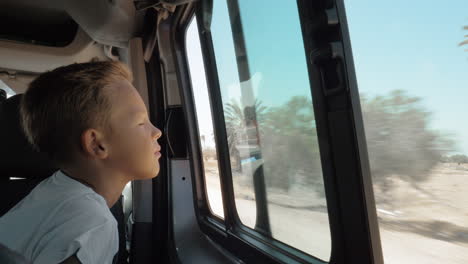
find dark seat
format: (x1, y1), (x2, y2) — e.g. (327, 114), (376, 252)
(0, 94), (57, 216)
(0, 89), (6, 101)
(0, 94), (128, 263)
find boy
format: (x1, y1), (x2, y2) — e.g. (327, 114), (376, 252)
(0, 61), (162, 263)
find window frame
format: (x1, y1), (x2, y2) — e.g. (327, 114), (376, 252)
(180, 6), (326, 264)
(177, 0), (384, 263)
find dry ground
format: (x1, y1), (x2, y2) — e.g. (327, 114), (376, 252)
(204, 159), (468, 263)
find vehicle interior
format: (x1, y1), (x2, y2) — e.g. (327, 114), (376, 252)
(3, 0), (466, 264)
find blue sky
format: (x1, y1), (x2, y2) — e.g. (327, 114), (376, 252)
(344, 0), (468, 154)
(188, 0), (468, 154)
(210, 0), (311, 107)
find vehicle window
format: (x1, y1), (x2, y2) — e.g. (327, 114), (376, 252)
(186, 17), (224, 218)
(0, 80), (16, 98)
(344, 1), (468, 263)
(208, 0), (331, 260)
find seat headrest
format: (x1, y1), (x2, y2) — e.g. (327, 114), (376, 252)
(0, 94), (57, 179)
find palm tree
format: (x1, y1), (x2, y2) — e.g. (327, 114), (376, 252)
(460, 25), (468, 52)
(224, 99), (268, 171)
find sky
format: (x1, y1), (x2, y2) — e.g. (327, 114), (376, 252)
(187, 0), (468, 155)
(343, 0), (468, 155)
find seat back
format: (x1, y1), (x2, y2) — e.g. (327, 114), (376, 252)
(0, 94), (57, 216)
(0, 89), (6, 101)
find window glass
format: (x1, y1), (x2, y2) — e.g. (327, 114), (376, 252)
(186, 18), (224, 218)
(210, 0), (331, 260)
(344, 1), (468, 263)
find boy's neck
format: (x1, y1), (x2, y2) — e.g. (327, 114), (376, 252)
(61, 165), (129, 208)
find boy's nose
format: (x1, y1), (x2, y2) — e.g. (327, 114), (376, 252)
(152, 126), (162, 140)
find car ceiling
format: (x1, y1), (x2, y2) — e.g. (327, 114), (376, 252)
(0, 0), (143, 48)
(0, 0), (195, 75)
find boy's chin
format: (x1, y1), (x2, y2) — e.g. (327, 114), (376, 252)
(149, 169), (160, 179)
(127, 169), (158, 181)
(139, 167), (160, 180)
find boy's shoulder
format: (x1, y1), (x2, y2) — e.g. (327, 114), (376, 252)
(47, 171), (115, 223)
(0, 171), (118, 263)
(8, 170), (115, 226)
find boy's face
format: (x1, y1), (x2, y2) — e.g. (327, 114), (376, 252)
(104, 79), (162, 180)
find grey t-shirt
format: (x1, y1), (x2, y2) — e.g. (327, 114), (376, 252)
(0, 171), (118, 264)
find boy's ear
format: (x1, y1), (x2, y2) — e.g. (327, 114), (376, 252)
(81, 129), (108, 159)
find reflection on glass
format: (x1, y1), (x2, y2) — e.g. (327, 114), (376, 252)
(186, 18), (224, 218)
(345, 1), (468, 263)
(210, 0), (331, 260)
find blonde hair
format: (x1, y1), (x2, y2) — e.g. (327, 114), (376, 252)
(21, 61), (133, 164)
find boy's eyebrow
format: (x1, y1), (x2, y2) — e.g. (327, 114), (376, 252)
(130, 109), (149, 118)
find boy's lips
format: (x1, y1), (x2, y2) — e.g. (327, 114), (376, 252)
(154, 146), (161, 157)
